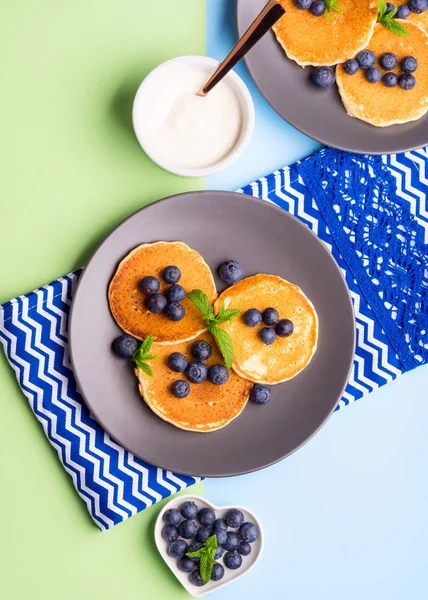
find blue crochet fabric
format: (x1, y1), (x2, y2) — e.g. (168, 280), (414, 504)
(298, 149), (428, 372)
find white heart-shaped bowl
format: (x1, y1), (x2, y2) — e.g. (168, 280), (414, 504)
(155, 494), (264, 597)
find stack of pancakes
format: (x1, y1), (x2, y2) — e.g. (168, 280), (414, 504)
(273, 0), (428, 126)
(109, 243), (318, 433)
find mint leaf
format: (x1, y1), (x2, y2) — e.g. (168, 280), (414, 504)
(209, 325), (234, 370)
(186, 548), (205, 559)
(139, 354), (158, 361)
(324, 0), (340, 17)
(136, 362), (153, 377)
(187, 289), (215, 320)
(204, 534), (218, 550)
(379, 14), (410, 35)
(378, 0), (387, 17)
(199, 551), (215, 585)
(140, 334), (153, 355)
(215, 308), (241, 325)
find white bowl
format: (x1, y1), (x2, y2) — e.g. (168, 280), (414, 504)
(154, 494), (264, 597)
(132, 56), (255, 177)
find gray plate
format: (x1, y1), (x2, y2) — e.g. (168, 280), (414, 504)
(69, 191), (355, 477)
(237, 0), (428, 154)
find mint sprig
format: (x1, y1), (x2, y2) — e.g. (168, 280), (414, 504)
(378, 0), (409, 35)
(187, 290), (240, 369)
(130, 335), (157, 376)
(324, 0), (340, 19)
(186, 534), (218, 584)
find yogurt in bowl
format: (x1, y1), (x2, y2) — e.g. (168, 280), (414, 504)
(132, 56), (255, 177)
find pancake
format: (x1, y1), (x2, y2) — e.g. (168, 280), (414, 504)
(273, 0), (378, 66)
(337, 22), (428, 126)
(408, 10), (428, 33)
(213, 274), (318, 385)
(136, 332), (252, 432)
(109, 241), (217, 344)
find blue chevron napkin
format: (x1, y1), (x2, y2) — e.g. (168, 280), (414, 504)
(1, 146), (427, 530)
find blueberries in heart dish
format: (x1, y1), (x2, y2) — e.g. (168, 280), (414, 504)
(161, 500), (261, 587)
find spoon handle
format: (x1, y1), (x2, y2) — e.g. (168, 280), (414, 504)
(197, 0), (286, 97)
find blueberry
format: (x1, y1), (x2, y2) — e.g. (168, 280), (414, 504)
(179, 519), (198, 539)
(238, 542), (252, 556)
(357, 50), (376, 69)
(213, 518), (228, 533)
(275, 319), (294, 337)
(294, 0), (313, 8)
(310, 0), (326, 15)
(401, 55), (418, 73)
(146, 293), (167, 314)
(219, 260), (244, 285)
(224, 550), (243, 570)
(165, 284), (186, 303)
(187, 541), (203, 561)
(262, 307), (279, 326)
(180, 501), (199, 520)
(191, 340), (212, 361)
(379, 52), (397, 70)
(214, 546), (225, 560)
(385, 2), (395, 12)
(163, 265), (181, 284)
(208, 365), (229, 385)
(239, 522), (259, 543)
(165, 302), (185, 321)
(226, 509), (245, 529)
(366, 67), (382, 84)
(164, 508), (182, 526)
(168, 352), (188, 373)
(186, 361), (208, 384)
(112, 335), (139, 359)
(178, 556), (196, 573)
(395, 4), (410, 17)
(172, 380), (190, 399)
(222, 531), (240, 551)
(408, 0), (427, 13)
(382, 72), (398, 87)
(189, 568), (205, 587)
(139, 276), (160, 296)
(259, 328), (277, 345)
(243, 308), (263, 327)
(211, 563), (225, 582)
(162, 525), (179, 542)
(196, 526), (213, 544)
(215, 530), (227, 546)
(343, 59), (359, 75)
(198, 507), (216, 527)
(168, 539), (188, 559)
(250, 384), (272, 405)
(311, 66), (336, 88)
(399, 72), (416, 90)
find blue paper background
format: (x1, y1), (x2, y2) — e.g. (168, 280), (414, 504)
(206, 2), (428, 599)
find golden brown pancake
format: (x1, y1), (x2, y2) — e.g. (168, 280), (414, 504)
(213, 274), (318, 385)
(337, 22), (428, 126)
(135, 332), (252, 432)
(273, 0), (378, 66)
(109, 242), (217, 344)
(408, 10), (428, 33)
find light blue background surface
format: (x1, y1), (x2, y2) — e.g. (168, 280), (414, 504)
(206, 2), (428, 599)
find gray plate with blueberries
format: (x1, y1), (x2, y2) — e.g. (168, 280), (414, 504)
(69, 191), (355, 477)
(237, 0), (428, 154)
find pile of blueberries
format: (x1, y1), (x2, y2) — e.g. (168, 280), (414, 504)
(168, 340), (229, 398)
(140, 265), (186, 322)
(344, 51), (419, 89)
(163, 500), (259, 587)
(243, 306), (294, 346)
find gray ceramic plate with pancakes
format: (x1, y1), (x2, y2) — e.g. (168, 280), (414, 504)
(237, 0), (428, 154)
(70, 191), (355, 477)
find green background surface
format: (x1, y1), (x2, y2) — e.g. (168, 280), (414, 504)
(0, 2), (204, 599)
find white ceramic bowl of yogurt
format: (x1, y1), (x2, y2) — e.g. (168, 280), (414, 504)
(132, 56), (255, 177)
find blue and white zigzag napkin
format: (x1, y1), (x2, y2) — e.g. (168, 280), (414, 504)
(1, 147), (427, 530)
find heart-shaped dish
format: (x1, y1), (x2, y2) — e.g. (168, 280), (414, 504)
(154, 494), (264, 597)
